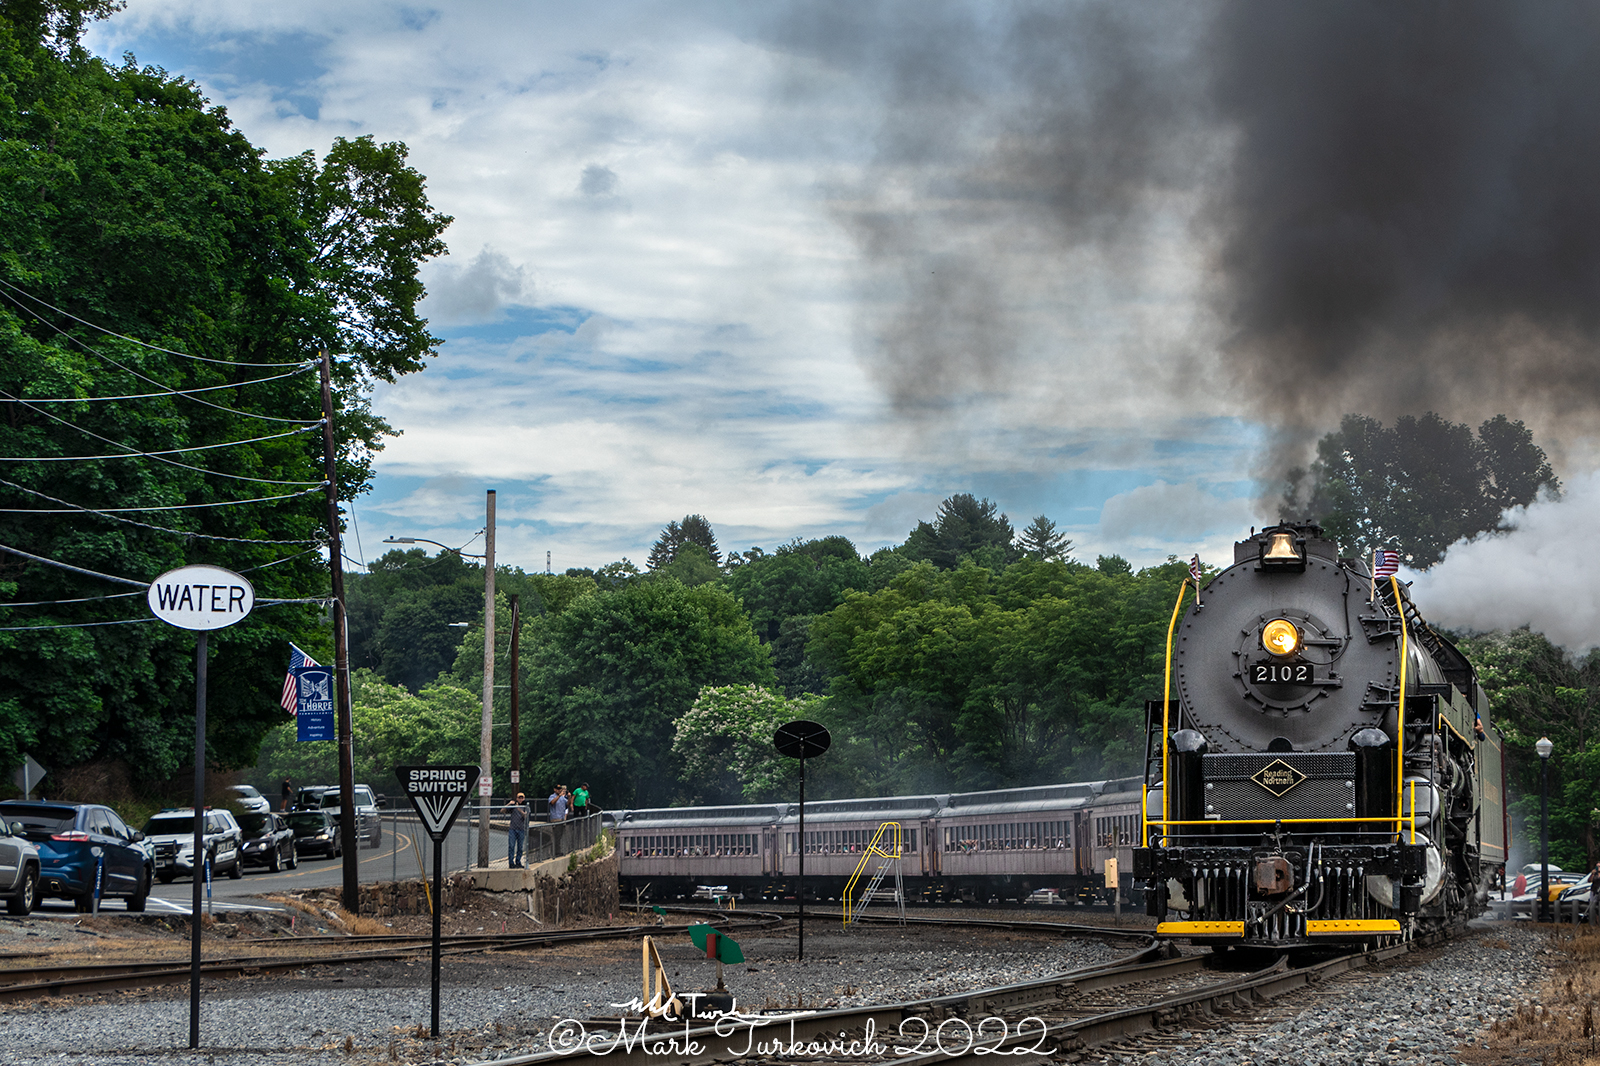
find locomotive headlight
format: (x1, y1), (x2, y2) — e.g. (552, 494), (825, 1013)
(1261, 618), (1301, 657)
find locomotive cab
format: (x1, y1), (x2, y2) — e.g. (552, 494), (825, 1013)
(1136, 523), (1505, 948)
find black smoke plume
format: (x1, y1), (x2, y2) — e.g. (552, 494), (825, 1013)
(780, 1), (1600, 456)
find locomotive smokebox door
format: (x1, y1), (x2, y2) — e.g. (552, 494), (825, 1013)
(1253, 856), (1293, 895)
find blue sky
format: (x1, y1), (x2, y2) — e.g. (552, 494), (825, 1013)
(85, 1), (1271, 574)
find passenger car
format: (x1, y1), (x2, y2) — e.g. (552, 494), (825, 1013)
(0, 801), (152, 911)
(291, 786), (331, 810)
(317, 785), (382, 848)
(284, 809), (341, 858)
(226, 785), (272, 814)
(237, 812), (298, 872)
(0, 817), (41, 915)
(141, 808), (244, 883)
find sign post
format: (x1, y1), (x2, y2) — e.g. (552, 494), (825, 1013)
(397, 763), (477, 1038)
(773, 720), (831, 963)
(11, 755), (45, 800)
(146, 563), (254, 1050)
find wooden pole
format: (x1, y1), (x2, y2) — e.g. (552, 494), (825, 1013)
(478, 490), (496, 868)
(188, 629), (207, 1048)
(318, 350), (358, 911)
(509, 594), (521, 791)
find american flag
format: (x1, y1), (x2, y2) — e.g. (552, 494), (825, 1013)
(280, 643), (320, 715)
(1373, 549), (1400, 579)
(1189, 554), (1203, 584)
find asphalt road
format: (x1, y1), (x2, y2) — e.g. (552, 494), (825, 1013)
(31, 811), (512, 917)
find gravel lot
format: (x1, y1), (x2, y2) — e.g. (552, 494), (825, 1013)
(0, 912), (1553, 1066)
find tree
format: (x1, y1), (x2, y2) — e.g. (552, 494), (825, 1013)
(647, 514), (721, 569)
(903, 494), (1018, 570)
(1017, 515), (1073, 562)
(0, 20), (450, 786)
(521, 580), (773, 806)
(672, 684), (827, 803)
(654, 542), (721, 586)
(1284, 413), (1559, 568)
(723, 538), (870, 641)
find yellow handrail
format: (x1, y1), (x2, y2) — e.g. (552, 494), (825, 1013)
(1392, 576), (1409, 840)
(1153, 577), (1192, 848)
(842, 822), (903, 927)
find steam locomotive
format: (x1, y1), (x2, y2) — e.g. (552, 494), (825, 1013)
(1135, 523), (1507, 946)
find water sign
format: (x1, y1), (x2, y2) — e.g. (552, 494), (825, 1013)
(146, 565), (255, 630)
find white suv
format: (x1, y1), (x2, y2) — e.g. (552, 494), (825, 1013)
(319, 785), (382, 848)
(226, 785), (271, 814)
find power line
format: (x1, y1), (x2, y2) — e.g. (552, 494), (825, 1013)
(0, 590), (144, 607)
(0, 541), (149, 587)
(0, 483), (325, 513)
(0, 418), (324, 462)
(0, 617), (159, 632)
(0, 475), (322, 544)
(7, 364), (314, 403)
(0, 276), (308, 367)
(0, 288), (322, 425)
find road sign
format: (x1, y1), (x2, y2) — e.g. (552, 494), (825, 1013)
(146, 565), (255, 630)
(293, 667), (336, 741)
(11, 755), (45, 799)
(397, 765), (478, 842)
(773, 720), (831, 759)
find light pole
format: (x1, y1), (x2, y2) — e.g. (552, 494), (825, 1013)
(1537, 736), (1554, 923)
(381, 536), (484, 559)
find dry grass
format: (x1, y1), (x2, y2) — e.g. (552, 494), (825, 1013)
(271, 896), (389, 936)
(1465, 926), (1600, 1065)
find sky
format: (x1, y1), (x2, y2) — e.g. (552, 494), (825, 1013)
(79, 2), (1600, 612)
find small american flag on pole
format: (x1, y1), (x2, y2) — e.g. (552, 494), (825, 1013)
(1189, 554), (1203, 584)
(281, 643), (320, 715)
(1373, 549), (1400, 579)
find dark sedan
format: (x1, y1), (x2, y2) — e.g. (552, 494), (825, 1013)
(0, 801), (152, 911)
(285, 810), (341, 858)
(237, 812), (298, 872)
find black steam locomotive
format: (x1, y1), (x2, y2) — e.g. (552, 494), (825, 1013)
(1135, 523), (1507, 947)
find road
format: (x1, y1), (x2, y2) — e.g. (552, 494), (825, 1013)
(31, 811), (512, 917)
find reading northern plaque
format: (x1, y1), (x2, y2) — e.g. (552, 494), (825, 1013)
(397, 763), (478, 1037)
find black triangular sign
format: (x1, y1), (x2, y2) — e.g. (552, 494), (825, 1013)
(396, 764), (478, 843)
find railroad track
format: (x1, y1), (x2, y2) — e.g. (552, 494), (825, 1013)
(466, 924), (1464, 1066)
(0, 910), (783, 1005)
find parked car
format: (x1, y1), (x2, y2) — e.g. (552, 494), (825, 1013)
(291, 786), (331, 811)
(0, 801), (152, 911)
(0, 816), (41, 915)
(141, 808), (243, 883)
(318, 784), (382, 848)
(226, 785), (272, 814)
(236, 811), (298, 872)
(284, 809), (341, 858)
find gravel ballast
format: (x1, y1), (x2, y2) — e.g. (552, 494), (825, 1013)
(0, 916), (1552, 1065)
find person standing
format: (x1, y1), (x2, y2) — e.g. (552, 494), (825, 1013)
(502, 793), (528, 868)
(572, 783), (590, 819)
(1588, 863), (1600, 926)
(549, 786), (569, 823)
(281, 777), (293, 812)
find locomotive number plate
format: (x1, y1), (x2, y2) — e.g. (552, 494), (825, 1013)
(1250, 660), (1315, 685)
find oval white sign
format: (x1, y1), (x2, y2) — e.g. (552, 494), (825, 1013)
(146, 565), (256, 630)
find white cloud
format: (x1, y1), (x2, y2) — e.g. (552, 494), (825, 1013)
(1097, 480), (1257, 542)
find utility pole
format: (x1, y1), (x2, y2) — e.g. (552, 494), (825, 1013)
(478, 490), (496, 868)
(319, 350), (359, 911)
(508, 594), (521, 796)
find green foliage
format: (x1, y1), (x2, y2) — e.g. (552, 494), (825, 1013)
(520, 579), (774, 807)
(903, 494), (1018, 569)
(1455, 628), (1600, 869)
(653, 542), (721, 587)
(1284, 413), (1558, 568)
(1018, 515), (1073, 562)
(647, 514), (720, 569)
(723, 538), (869, 640)
(0, 26), (448, 784)
(254, 669), (490, 795)
(672, 684), (827, 803)
(807, 556), (1188, 793)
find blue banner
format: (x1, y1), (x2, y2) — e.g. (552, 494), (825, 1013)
(294, 666), (336, 741)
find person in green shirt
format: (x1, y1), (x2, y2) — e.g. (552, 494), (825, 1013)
(572, 783), (590, 818)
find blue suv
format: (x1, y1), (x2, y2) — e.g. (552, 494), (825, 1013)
(0, 801), (153, 912)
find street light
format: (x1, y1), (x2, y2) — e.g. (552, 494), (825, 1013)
(1537, 735), (1554, 923)
(382, 536), (485, 558)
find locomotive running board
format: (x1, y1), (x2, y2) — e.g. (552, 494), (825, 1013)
(1155, 920), (1244, 935)
(1305, 919), (1401, 935)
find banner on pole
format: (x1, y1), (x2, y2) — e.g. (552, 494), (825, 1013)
(397, 764), (477, 842)
(294, 666), (336, 741)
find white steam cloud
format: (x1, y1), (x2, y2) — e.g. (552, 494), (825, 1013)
(1411, 472), (1600, 653)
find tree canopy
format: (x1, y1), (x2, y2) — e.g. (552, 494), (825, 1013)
(1284, 413), (1558, 568)
(647, 514), (720, 569)
(0, 8), (449, 785)
(903, 493), (1017, 570)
